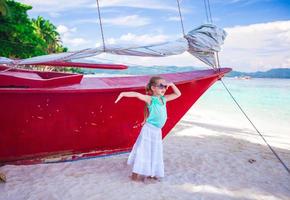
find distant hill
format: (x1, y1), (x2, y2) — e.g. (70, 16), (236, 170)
(226, 68), (290, 79)
(81, 65), (290, 79)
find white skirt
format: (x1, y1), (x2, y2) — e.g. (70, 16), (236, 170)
(127, 123), (164, 177)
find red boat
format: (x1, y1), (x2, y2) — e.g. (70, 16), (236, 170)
(0, 21), (230, 165)
(0, 64), (231, 165)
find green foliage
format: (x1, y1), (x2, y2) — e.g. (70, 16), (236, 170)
(0, 0), (67, 59)
(0, 0), (10, 16)
(32, 16), (67, 54)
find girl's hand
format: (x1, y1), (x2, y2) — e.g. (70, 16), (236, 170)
(115, 91), (150, 104)
(115, 93), (123, 103)
(167, 82), (174, 88)
(164, 82), (181, 102)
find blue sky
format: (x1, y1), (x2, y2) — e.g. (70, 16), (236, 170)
(19, 0), (290, 71)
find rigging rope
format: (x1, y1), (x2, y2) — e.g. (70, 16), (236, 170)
(203, 0), (210, 23)
(96, 0), (106, 52)
(176, 0), (186, 37)
(203, 0), (290, 174)
(216, 51), (221, 71)
(203, 0), (213, 24)
(204, 0), (216, 69)
(207, 0), (213, 24)
(0, 65), (19, 73)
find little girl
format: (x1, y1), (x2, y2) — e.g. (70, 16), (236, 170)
(115, 76), (181, 182)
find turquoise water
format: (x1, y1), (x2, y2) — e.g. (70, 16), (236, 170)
(201, 78), (290, 118)
(196, 77), (290, 134)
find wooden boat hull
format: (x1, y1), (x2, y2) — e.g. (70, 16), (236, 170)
(0, 68), (231, 164)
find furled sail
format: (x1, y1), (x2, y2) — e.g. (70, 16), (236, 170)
(0, 24), (226, 68)
(185, 24), (227, 67)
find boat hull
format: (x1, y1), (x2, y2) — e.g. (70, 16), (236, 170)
(0, 68), (231, 164)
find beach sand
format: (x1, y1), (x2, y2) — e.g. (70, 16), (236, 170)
(1, 104), (289, 200)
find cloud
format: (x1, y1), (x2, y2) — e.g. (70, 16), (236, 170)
(103, 32), (171, 46)
(48, 12), (61, 18)
(216, 0), (266, 6)
(220, 20), (290, 71)
(73, 15), (150, 27)
(56, 25), (70, 34)
(102, 15), (150, 27)
(167, 16), (180, 21)
(57, 25), (91, 48)
(19, 0), (92, 13)
(19, 0), (177, 13)
(96, 0), (177, 11)
(117, 33), (169, 44)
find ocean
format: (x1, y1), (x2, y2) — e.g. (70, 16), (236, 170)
(196, 77), (290, 136)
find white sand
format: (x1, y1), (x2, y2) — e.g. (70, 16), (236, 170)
(1, 104), (290, 200)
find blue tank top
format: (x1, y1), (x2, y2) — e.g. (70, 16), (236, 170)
(146, 96), (167, 128)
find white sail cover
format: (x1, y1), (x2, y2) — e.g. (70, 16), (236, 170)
(0, 24), (226, 67)
(186, 24), (227, 67)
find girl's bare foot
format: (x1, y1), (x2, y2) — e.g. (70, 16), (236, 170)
(147, 176), (161, 182)
(131, 172), (139, 181)
(0, 172), (6, 183)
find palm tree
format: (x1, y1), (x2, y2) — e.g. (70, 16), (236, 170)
(32, 16), (62, 53)
(0, 0), (9, 16)
(46, 22), (62, 53)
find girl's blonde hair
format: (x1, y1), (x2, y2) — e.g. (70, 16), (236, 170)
(145, 76), (163, 95)
(143, 76), (164, 124)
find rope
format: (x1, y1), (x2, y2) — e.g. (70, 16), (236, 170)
(203, 0), (213, 24)
(175, 0), (213, 71)
(215, 51), (221, 70)
(0, 48), (91, 74)
(0, 64), (19, 73)
(220, 79), (290, 174)
(96, 0), (106, 52)
(207, 0), (213, 24)
(176, 0), (186, 37)
(203, 0), (210, 23)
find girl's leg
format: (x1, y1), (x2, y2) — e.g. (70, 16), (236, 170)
(131, 172), (146, 182)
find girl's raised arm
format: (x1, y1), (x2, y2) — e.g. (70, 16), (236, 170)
(115, 92), (151, 104)
(165, 82), (181, 102)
